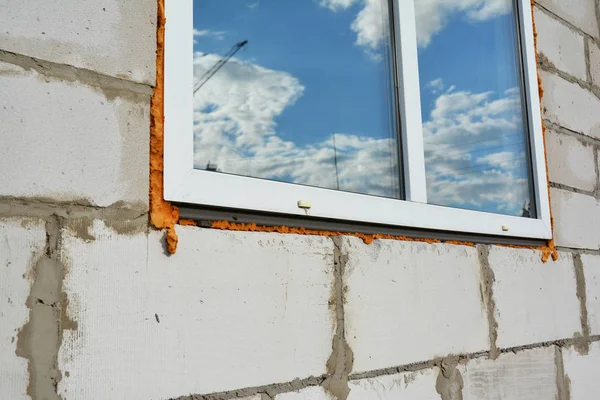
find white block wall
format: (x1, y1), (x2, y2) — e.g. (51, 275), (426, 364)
(0, 61), (150, 208)
(275, 387), (334, 400)
(347, 369), (441, 400)
(536, 0), (599, 37)
(0, 0), (157, 85)
(535, 7), (586, 80)
(488, 247), (580, 348)
(273, 348), (560, 400)
(58, 223), (334, 399)
(551, 188), (600, 249)
(461, 347), (558, 400)
(580, 254), (600, 335)
(342, 237), (488, 373)
(545, 129), (596, 192)
(0, 219), (46, 400)
(562, 342), (600, 400)
(274, 369), (442, 400)
(1, 0), (600, 399)
(540, 71), (600, 140)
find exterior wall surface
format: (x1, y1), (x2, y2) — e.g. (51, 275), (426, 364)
(1, 1), (600, 399)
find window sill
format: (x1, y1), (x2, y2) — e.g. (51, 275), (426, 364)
(177, 203), (549, 247)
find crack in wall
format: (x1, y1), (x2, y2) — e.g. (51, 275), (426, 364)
(0, 49), (153, 99)
(538, 53), (600, 100)
(15, 216), (77, 400)
(0, 196), (148, 219)
(477, 245), (500, 359)
(573, 254), (591, 355)
(435, 357), (464, 400)
(543, 119), (600, 147)
(170, 376), (324, 400)
(168, 334), (600, 400)
(585, 38), (593, 85)
(549, 182), (596, 198)
(321, 237), (354, 400)
(0, 197), (149, 243)
(534, 1), (600, 45)
(554, 346), (571, 400)
(348, 353), (480, 381)
(542, 119), (600, 201)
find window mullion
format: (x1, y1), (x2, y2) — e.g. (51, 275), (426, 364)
(394, 0), (427, 203)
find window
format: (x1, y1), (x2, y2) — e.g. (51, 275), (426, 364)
(164, 0), (551, 240)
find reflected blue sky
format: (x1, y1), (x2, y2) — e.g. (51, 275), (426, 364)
(195, 1), (391, 145)
(192, 0), (533, 216)
(416, 0), (532, 217)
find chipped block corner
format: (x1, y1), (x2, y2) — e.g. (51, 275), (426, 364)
(1, 0), (600, 399)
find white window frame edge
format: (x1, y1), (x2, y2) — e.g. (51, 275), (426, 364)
(394, 0), (427, 203)
(163, 0), (552, 240)
(518, 0), (552, 235)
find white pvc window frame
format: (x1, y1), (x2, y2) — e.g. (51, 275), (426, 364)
(164, 0), (552, 240)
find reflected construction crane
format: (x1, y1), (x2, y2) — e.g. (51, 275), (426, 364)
(193, 40), (248, 95)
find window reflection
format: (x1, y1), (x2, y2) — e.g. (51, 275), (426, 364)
(416, 0), (534, 217)
(192, 0), (401, 199)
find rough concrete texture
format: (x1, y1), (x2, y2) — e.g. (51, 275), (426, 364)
(488, 246), (580, 349)
(272, 348), (560, 400)
(274, 386), (334, 400)
(436, 358), (464, 400)
(15, 215), (77, 400)
(460, 347), (558, 399)
(171, 376), (325, 400)
(273, 369), (444, 400)
(0, 60), (150, 208)
(545, 128), (597, 191)
(580, 254), (600, 335)
(0, 218), (46, 400)
(551, 187), (600, 249)
(322, 238), (353, 400)
(573, 254), (592, 355)
(540, 70), (600, 140)
(347, 369), (441, 400)
(477, 246), (499, 359)
(536, 0), (599, 38)
(58, 224), (334, 399)
(590, 39), (600, 86)
(534, 6), (586, 81)
(0, 0), (599, 397)
(562, 341), (600, 400)
(342, 237), (488, 373)
(0, 0), (157, 85)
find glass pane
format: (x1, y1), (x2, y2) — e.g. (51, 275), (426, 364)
(415, 0), (534, 217)
(193, 0), (401, 199)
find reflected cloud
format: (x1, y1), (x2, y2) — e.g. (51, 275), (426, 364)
(318, 0), (512, 50)
(319, 0), (359, 12)
(193, 28), (226, 41)
(193, 53), (399, 198)
(422, 79), (529, 215)
(426, 78), (445, 94)
(318, 0), (390, 59)
(415, 0), (512, 47)
(192, 0), (529, 216)
(352, 0), (389, 50)
(193, 53), (527, 212)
